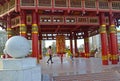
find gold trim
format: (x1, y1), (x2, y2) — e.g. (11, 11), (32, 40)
(20, 24), (26, 27)
(111, 24), (115, 27)
(102, 55), (108, 60)
(109, 24), (116, 33)
(20, 32), (26, 34)
(32, 31), (38, 34)
(20, 25), (26, 33)
(100, 25), (106, 33)
(85, 53), (89, 57)
(101, 24), (106, 27)
(111, 55), (118, 60)
(8, 35), (12, 37)
(32, 24), (38, 33)
(7, 28), (12, 35)
(7, 28), (12, 31)
(32, 24), (37, 27)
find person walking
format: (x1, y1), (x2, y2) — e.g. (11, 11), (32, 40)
(66, 49), (73, 61)
(47, 46), (53, 64)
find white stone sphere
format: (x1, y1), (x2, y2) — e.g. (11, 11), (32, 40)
(3, 49), (7, 54)
(5, 36), (30, 58)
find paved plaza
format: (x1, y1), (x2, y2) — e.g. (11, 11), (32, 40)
(40, 56), (120, 81)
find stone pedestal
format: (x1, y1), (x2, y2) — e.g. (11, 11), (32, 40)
(0, 57), (41, 81)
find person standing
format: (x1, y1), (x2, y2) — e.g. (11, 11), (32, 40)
(47, 46), (53, 64)
(66, 49), (73, 61)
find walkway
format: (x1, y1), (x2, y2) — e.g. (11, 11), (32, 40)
(40, 56), (120, 81)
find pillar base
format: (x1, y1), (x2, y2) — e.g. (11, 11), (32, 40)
(0, 57), (41, 81)
(0, 57), (36, 69)
(102, 60), (108, 65)
(111, 60), (118, 64)
(39, 55), (42, 59)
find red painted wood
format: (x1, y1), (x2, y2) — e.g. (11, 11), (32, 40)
(39, 40), (42, 59)
(52, 0), (54, 12)
(74, 32), (78, 56)
(109, 14), (118, 64)
(70, 33), (73, 54)
(35, 0), (38, 12)
(100, 13), (108, 65)
(16, 0), (20, 12)
(110, 33), (118, 64)
(32, 33), (39, 58)
(101, 33), (108, 65)
(7, 15), (12, 38)
(20, 10), (26, 37)
(82, 0), (85, 13)
(32, 11), (39, 61)
(84, 31), (89, 58)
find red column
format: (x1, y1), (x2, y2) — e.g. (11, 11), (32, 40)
(107, 28), (112, 59)
(39, 40), (42, 59)
(39, 33), (42, 59)
(32, 11), (39, 63)
(70, 33), (73, 54)
(74, 32), (78, 57)
(20, 10), (27, 37)
(109, 14), (118, 64)
(7, 16), (12, 38)
(84, 31), (90, 58)
(100, 13), (108, 65)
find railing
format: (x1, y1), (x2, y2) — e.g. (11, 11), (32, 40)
(11, 18), (15, 27)
(38, 0), (52, 7)
(65, 16), (76, 24)
(54, 0), (67, 7)
(112, 1), (120, 10)
(89, 17), (99, 25)
(2, 3), (9, 14)
(0, 6), (3, 15)
(20, 0), (35, 6)
(70, 0), (82, 8)
(11, 16), (20, 28)
(38, 0), (120, 10)
(53, 16), (64, 24)
(10, 15), (100, 27)
(9, 0), (15, 9)
(78, 17), (88, 24)
(0, 0), (15, 16)
(85, 0), (96, 8)
(1, 0), (120, 16)
(40, 16), (52, 24)
(39, 16), (100, 25)
(99, 0), (109, 9)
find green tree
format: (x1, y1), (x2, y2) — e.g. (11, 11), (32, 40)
(42, 47), (47, 56)
(51, 42), (56, 54)
(78, 44), (84, 52)
(0, 30), (7, 56)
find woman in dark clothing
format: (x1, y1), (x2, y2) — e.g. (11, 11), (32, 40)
(47, 46), (53, 64)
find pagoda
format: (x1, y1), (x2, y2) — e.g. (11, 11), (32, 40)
(0, 0), (120, 65)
